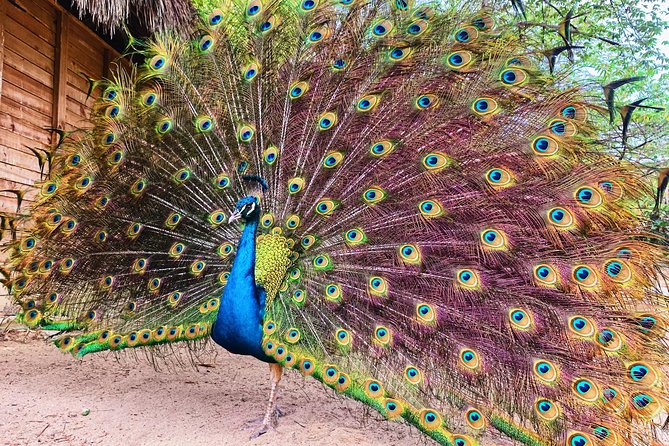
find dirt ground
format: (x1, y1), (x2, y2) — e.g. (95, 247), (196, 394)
(0, 329), (426, 446)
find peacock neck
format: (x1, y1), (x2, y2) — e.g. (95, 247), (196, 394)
(232, 218), (260, 278)
(212, 216), (272, 362)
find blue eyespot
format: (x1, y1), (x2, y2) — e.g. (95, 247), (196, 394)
(597, 330), (614, 346)
(593, 426), (611, 440)
(302, 0), (316, 9)
(606, 261), (622, 277)
(534, 138), (550, 152)
(572, 317), (586, 330)
(333, 59), (346, 69)
(511, 310), (526, 322)
(562, 106), (576, 118)
(374, 24), (387, 36)
(577, 188), (593, 203)
(633, 393), (652, 409)
(248, 4), (260, 14)
(575, 267), (590, 281)
(449, 53), (463, 66)
(538, 401), (552, 413)
(291, 86), (302, 97)
(472, 18), (486, 29)
(260, 21), (272, 31)
(639, 316), (656, 331)
(536, 362), (551, 375)
(630, 364), (649, 381)
(417, 95), (432, 108)
(570, 435), (589, 446)
(365, 190), (376, 199)
(501, 70), (517, 84)
(390, 48), (405, 59)
(210, 14), (222, 25)
(474, 99), (489, 112)
(550, 209), (565, 222)
(575, 380), (591, 394)
(245, 69), (256, 79)
(551, 121), (566, 135)
(408, 24), (421, 34)
(309, 31), (323, 42)
(456, 29), (470, 42)
(420, 202), (433, 212)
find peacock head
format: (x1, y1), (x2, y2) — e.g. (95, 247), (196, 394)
(229, 196), (260, 224)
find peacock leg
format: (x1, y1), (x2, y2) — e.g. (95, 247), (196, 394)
(248, 362), (283, 438)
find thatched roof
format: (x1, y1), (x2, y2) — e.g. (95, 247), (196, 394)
(68, 0), (196, 34)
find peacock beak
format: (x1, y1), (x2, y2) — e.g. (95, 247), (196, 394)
(228, 209), (242, 224)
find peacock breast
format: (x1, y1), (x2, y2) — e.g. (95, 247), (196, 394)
(255, 229), (295, 305)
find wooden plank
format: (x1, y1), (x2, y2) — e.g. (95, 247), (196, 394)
(2, 64), (53, 107)
(5, 1), (55, 45)
(14, 0), (57, 32)
(5, 19), (55, 61)
(0, 130), (52, 155)
(103, 48), (112, 79)
(4, 38), (54, 75)
(0, 0), (5, 101)
(0, 160), (42, 186)
(0, 111), (52, 146)
(1, 71), (53, 117)
(68, 37), (104, 75)
(51, 9), (68, 129)
(0, 145), (43, 175)
(3, 47), (54, 88)
(1, 90), (52, 126)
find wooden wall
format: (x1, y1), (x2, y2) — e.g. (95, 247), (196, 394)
(0, 0), (121, 215)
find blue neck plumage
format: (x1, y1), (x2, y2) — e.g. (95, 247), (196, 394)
(211, 216), (272, 362)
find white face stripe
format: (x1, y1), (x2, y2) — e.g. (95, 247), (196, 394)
(243, 202), (257, 217)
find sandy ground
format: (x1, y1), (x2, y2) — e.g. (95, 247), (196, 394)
(0, 329), (427, 446)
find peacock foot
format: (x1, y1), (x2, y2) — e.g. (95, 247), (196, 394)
(244, 405), (284, 438)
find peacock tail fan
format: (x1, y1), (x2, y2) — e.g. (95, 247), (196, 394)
(4, 0), (668, 445)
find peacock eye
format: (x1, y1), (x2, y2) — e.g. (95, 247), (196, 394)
(532, 136), (559, 156)
(243, 62), (259, 81)
(389, 46), (412, 61)
(287, 177), (305, 194)
(457, 269), (480, 288)
(325, 284), (342, 302)
(301, 0), (318, 10)
(368, 276), (388, 296)
(208, 9), (223, 26)
(332, 58), (347, 70)
(472, 97), (498, 115)
(238, 125), (254, 142)
(372, 19), (393, 37)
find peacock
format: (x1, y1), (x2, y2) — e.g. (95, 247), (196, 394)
(3, 1), (669, 445)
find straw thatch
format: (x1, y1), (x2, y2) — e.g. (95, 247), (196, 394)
(69, 0), (195, 33)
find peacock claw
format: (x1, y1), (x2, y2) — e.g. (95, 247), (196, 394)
(243, 405), (284, 438)
(243, 405), (283, 428)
